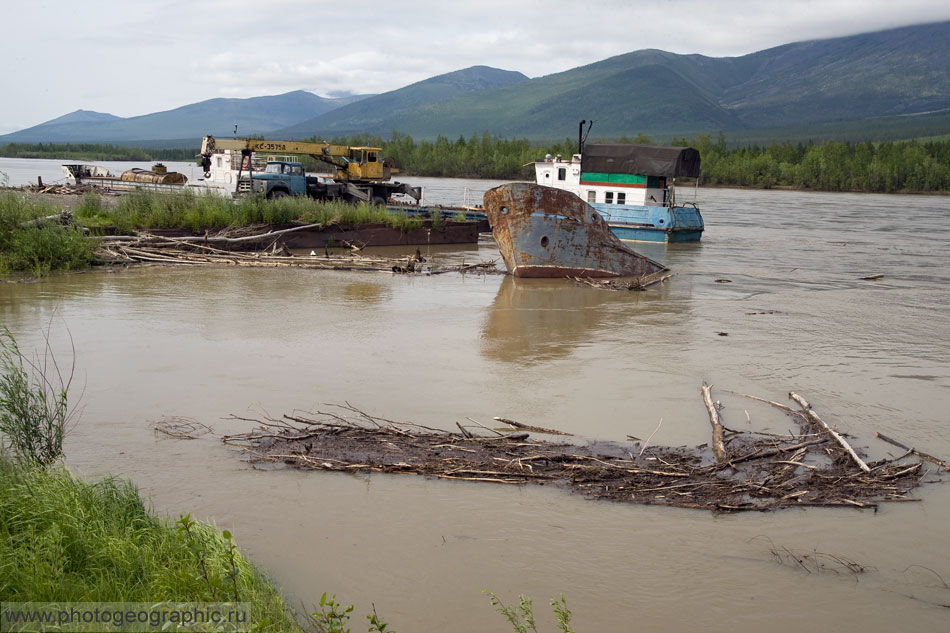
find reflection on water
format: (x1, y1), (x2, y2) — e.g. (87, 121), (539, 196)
(341, 281), (390, 305)
(2, 185), (950, 632)
(481, 276), (684, 364)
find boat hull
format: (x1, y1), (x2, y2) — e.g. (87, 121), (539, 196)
(608, 224), (704, 243)
(483, 183), (668, 279)
(595, 202), (704, 243)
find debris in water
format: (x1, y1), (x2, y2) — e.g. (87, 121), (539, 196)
(204, 387), (944, 513)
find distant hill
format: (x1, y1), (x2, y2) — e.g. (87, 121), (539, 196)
(277, 20), (950, 141)
(47, 110), (123, 125)
(276, 65), (529, 138)
(3, 21), (949, 146)
(0, 91), (371, 144)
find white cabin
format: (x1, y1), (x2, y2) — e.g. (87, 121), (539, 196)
(534, 154), (671, 208)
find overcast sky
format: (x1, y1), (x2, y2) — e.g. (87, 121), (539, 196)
(3, 0), (950, 134)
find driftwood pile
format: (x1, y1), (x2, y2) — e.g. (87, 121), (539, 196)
(571, 271), (673, 291)
(25, 183), (94, 195)
(95, 228), (499, 274)
(209, 387), (945, 513)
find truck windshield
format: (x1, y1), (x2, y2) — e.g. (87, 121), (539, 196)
(264, 163), (284, 174)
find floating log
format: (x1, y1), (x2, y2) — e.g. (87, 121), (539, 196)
(493, 416), (574, 436)
(875, 432), (950, 470)
(702, 383), (727, 463)
(789, 392), (870, 473)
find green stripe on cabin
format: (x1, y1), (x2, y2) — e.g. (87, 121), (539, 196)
(580, 172), (646, 184)
(610, 173), (646, 185)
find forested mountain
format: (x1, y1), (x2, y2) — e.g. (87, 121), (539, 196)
(283, 21), (950, 141)
(276, 66), (529, 138)
(3, 21), (948, 145)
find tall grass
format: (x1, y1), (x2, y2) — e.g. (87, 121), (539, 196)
(0, 194), (95, 277)
(75, 190), (426, 233)
(0, 456), (300, 631)
(0, 327), (79, 467)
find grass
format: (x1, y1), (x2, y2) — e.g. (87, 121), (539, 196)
(0, 326), (78, 468)
(74, 190), (425, 234)
(0, 190), (430, 277)
(0, 456), (300, 631)
(0, 194), (95, 277)
(0, 327), (299, 631)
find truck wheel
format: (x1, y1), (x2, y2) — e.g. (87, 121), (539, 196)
(371, 196), (387, 205)
(268, 190), (288, 200)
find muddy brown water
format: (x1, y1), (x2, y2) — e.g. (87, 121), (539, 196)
(2, 183), (950, 631)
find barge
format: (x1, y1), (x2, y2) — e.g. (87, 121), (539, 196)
(62, 163), (189, 193)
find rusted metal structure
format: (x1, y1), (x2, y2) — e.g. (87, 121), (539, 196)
(483, 182), (669, 279)
(120, 164), (187, 184)
(62, 163), (188, 192)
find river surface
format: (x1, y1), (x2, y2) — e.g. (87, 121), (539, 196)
(2, 162), (950, 631)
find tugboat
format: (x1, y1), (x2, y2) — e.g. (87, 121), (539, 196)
(533, 121), (704, 242)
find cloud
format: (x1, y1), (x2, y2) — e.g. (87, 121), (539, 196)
(2, 0), (949, 131)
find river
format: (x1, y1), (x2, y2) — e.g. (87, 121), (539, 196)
(2, 160), (949, 631)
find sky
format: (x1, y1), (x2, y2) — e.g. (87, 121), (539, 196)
(3, 0), (950, 135)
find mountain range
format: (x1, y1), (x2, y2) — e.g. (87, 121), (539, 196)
(3, 20), (949, 146)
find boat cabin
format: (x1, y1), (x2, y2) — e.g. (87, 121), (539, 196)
(534, 144), (700, 208)
(533, 143), (704, 242)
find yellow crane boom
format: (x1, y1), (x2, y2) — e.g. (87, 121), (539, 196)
(199, 135), (397, 183)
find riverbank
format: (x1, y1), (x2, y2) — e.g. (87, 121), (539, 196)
(0, 190), (483, 277)
(0, 455), (301, 631)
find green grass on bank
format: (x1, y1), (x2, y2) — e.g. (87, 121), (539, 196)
(73, 190), (424, 235)
(0, 455), (300, 632)
(0, 191), (428, 277)
(0, 195), (96, 277)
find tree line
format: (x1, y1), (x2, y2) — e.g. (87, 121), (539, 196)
(324, 132), (950, 193)
(691, 133), (950, 193)
(0, 143), (195, 162)
(4, 134), (949, 193)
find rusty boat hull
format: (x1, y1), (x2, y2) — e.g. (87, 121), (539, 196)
(483, 183), (669, 279)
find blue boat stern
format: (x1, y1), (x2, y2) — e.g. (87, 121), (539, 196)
(594, 202), (704, 243)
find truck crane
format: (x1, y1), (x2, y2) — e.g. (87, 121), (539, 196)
(198, 136), (421, 203)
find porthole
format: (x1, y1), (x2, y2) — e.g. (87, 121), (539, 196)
(540, 236), (549, 248)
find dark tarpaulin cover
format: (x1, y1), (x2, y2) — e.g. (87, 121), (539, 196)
(581, 144), (701, 178)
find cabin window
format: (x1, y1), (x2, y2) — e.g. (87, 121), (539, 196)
(557, 167), (566, 181)
(587, 191), (596, 203)
(367, 151), (378, 163)
(605, 192), (614, 204)
(617, 192), (626, 204)
(216, 157), (223, 168)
